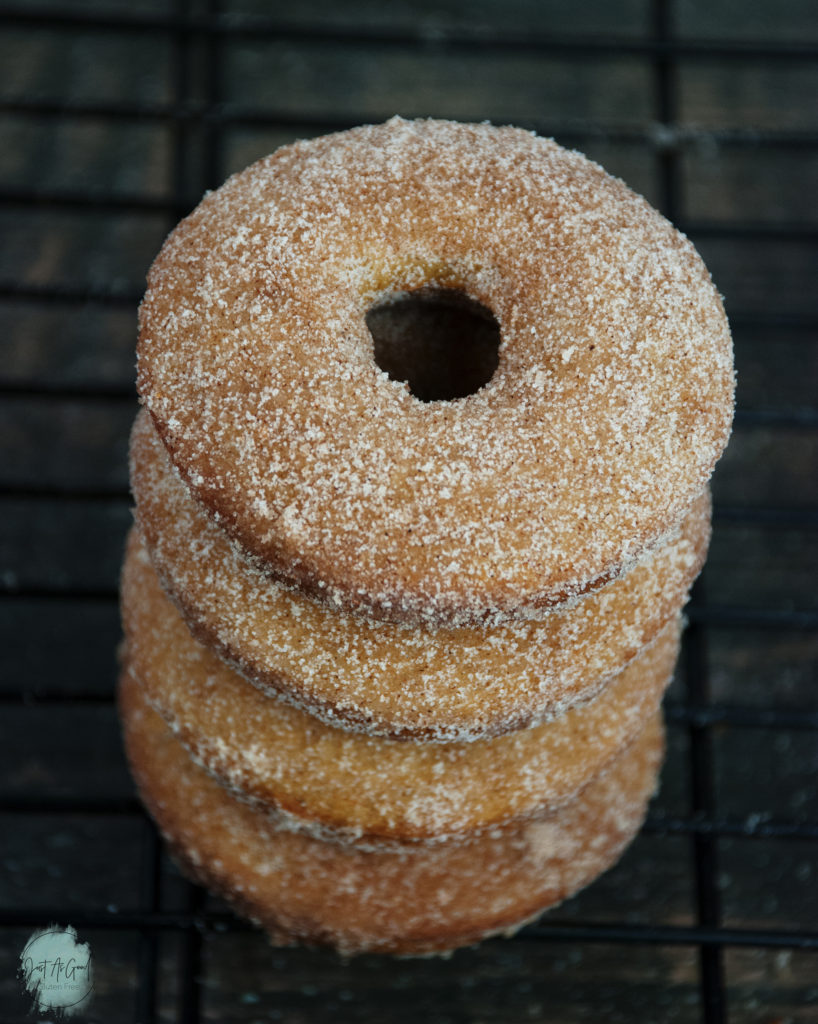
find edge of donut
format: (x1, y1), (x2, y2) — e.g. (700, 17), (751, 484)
(119, 611), (677, 847)
(131, 473), (708, 742)
(137, 117), (734, 630)
(119, 668), (664, 956)
(149, 397), (724, 631)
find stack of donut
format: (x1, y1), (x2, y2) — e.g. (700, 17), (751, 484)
(120, 118), (734, 955)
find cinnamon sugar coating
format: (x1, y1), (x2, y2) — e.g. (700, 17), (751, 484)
(137, 117), (733, 626)
(122, 526), (678, 844)
(130, 409), (709, 740)
(119, 668), (664, 956)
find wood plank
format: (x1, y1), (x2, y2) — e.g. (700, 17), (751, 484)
(0, 26), (173, 105)
(199, 933), (701, 1023)
(679, 60), (818, 131)
(0, 301), (138, 389)
(682, 147), (818, 226)
(0, 209), (167, 292)
(708, 626), (818, 708)
(692, 236), (818, 318)
(231, 0), (650, 37)
(0, 705), (131, 799)
(223, 41), (654, 125)
(0, 499), (130, 591)
(712, 426), (818, 508)
(713, 726), (818, 821)
(731, 325), (818, 413)
(705, 524), (818, 611)
(0, 114), (171, 199)
(0, 398), (135, 490)
(0, 597), (121, 696)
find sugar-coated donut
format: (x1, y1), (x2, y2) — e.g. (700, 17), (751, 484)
(131, 410), (709, 740)
(120, 668), (664, 956)
(122, 526), (678, 844)
(137, 117), (733, 628)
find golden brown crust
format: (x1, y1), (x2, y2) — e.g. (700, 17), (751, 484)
(121, 525), (679, 843)
(130, 409), (710, 740)
(119, 668), (664, 956)
(137, 117), (733, 628)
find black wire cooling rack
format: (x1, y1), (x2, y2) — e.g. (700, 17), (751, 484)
(1, 1), (817, 1022)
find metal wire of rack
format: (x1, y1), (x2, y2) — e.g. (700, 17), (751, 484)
(0, 1), (816, 1021)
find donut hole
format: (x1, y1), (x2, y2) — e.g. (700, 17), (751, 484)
(366, 289), (501, 402)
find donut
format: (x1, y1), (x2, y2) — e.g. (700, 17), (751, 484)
(130, 409), (709, 740)
(137, 116), (733, 628)
(121, 526), (679, 844)
(119, 667), (664, 955)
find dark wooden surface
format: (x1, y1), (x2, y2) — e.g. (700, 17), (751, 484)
(1, 1), (817, 1022)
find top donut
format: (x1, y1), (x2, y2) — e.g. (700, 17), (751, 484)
(137, 117), (733, 628)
